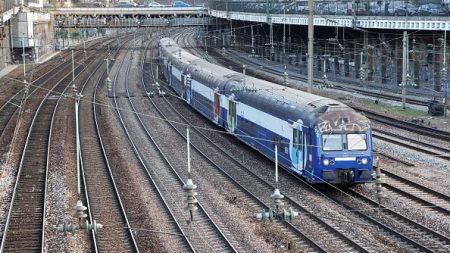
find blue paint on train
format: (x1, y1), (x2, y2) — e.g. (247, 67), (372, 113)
(159, 38), (374, 185)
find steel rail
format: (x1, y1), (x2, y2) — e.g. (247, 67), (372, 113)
(110, 37), (196, 252)
(348, 189), (450, 251)
(77, 48), (120, 253)
(381, 170), (450, 216)
(0, 61), (87, 252)
(90, 37), (140, 252)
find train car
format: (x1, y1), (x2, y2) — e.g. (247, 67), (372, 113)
(159, 38), (374, 185)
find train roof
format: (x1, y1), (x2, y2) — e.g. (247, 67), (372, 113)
(160, 38), (370, 131)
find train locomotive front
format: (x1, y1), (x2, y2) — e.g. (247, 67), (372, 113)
(159, 38), (374, 185)
(309, 102), (373, 184)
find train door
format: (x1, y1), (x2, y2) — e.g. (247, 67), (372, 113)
(214, 89), (220, 123)
(184, 74), (192, 104)
(227, 97), (237, 132)
(168, 63), (172, 86)
(291, 123), (305, 172)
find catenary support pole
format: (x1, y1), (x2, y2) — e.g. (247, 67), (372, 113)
(307, 0), (314, 93)
(402, 31), (407, 109)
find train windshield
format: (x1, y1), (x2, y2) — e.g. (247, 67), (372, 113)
(322, 134), (343, 151)
(347, 134), (367, 151)
(322, 133), (367, 151)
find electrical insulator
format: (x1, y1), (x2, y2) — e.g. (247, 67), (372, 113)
(72, 84), (78, 95)
(282, 207), (299, 221)
(373, 155), (380, 168)
(183, 179), (198, 213)
(83, 220), (103, 233)
(372, 168), (386, 207)
(256, 208), (274, 221)
(271, 188), (284, 211)
(376, 185), (387, 199)
(74, 200), (87, 220)
(106, 77), (112, 97)
(24, 81), (29, 94)
(58, 223), (78, 234)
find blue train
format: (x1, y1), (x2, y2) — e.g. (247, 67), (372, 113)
(159, 38), (374, 185)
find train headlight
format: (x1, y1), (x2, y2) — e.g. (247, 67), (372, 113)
(361, 158), (368, 165)
(323, 159), (330, 166)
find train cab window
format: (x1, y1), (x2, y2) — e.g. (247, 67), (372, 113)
(322, 134), (343, 151)
(347, 134), (367, 151)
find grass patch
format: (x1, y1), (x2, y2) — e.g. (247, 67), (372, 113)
(363, 100), (428, 118)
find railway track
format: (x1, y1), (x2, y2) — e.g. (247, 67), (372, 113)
(373, 130), (450, 162)
(0, 40), (109, 139)
(376, 151), (415, 167)
(361, 109), (450, 142)
(79, 38), (139, 252)
(0, 59), (87, 251)
(222, 47), (430, 107)
(381, 169), (450, 216)
(338, 189), (450, 252)
(117, 35), (234, 252)
(0, 51), (87, 139)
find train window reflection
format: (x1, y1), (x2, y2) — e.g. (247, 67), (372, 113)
(322, 134), (342, 151)
(347, 134), (367, 151)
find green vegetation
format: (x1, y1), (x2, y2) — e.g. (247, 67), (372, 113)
(55, 30), (68, 38)
(363, 100), (428, 118)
